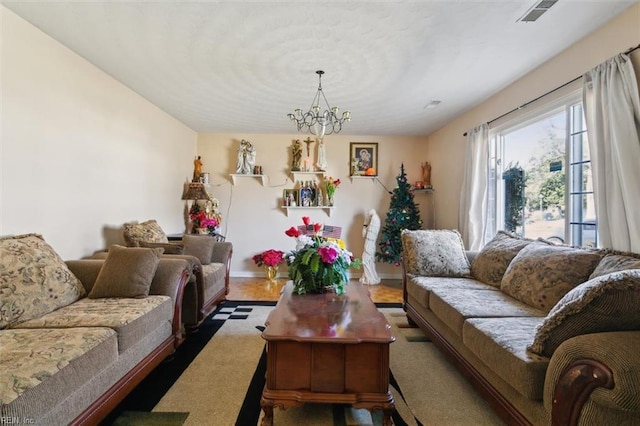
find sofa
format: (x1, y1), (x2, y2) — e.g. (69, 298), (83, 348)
(115, 219), (233, 332)
(401, 230), (640, 426)
(0, 234), (191, 425)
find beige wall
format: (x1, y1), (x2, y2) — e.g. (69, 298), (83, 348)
(197, 133), (428, 277)
(426, 3), (640, 234)
(1, 6), (197, 259)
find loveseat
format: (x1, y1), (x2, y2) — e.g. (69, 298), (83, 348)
(401, 230), (640, 426)
(106, 219), (233, 332)
(0, 234), (191, 425)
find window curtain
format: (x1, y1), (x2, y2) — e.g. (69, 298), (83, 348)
(583, 53), (640, 252)
(458, 123), (490, 250)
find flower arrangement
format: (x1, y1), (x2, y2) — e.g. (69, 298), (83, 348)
(252, 249), (285, 267)
(189, 203), (219, 233)
(324, 177), (341, 198)
(285, 217), (361, 295)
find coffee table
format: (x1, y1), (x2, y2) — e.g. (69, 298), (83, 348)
(260, 281), (395, 425)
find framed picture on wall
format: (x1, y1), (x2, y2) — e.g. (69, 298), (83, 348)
(349, 142), (378, 176)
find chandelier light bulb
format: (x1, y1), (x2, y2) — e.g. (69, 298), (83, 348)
(287, 70), (350, 136)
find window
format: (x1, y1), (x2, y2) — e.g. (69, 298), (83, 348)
(490, 98), (597, 247)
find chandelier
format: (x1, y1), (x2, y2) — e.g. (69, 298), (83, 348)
(287, 70), (350, 138)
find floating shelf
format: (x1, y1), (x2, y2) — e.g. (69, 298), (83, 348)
(291, 171), (326, 182)
(411, 187), (434, 193)
(350, 175), (377, 182)
(229, 174), (267, 186)
(281, 206), (334, 217)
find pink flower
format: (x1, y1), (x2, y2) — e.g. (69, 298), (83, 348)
(318, 246), (338, 264)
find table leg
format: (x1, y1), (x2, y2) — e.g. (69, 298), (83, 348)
(260, 397), (274, 426)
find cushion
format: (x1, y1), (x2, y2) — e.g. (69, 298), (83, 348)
(528, 270), (640, 357)
(140, 241), (185, 255)
(500, 243), (603, 312)
(400, 229), (471, 277)
(471, 231), (539, 287)
(122, 219), (168, 247)
(88, 245), (163, 299)
(183, 234), (216, 265)
(0, 234), (86, 328)
(589, 253), (640, 280)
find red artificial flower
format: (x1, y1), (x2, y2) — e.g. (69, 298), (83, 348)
(334, 178), (341, 186)
(302, 216), (311, 226)
(313, 223), (323, 233)
(285, 226), (300, 237)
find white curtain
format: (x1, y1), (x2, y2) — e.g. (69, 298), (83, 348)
(458, 123), (490, 250)
(583, 53), (640, 252)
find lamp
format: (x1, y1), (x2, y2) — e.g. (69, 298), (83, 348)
(181, 182), (211, 201)
(287, 70), (350, 138)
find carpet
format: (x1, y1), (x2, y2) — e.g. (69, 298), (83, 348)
(139, 302), (503, 425)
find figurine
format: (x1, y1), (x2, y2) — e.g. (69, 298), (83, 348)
(291, 139), (302, 171)
(192, 156), (203, 182)
(421, 161), (432, 188)
(360, 209), (381, 285)
(316, 138), (328, 171)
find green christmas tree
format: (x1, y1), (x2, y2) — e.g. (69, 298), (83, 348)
(376, 163), (423, 265)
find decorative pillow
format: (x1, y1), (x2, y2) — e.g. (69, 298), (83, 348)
(0, 234), (86, 328)
(501, 243), (603, 312)
(400, 229), (471, 277)
(528, 270), (640, 357)
(88, 245), (163, 299)
(471, 231), (540, 287)
(183, 234), (216, 265)
(589, 253), (640, 280)
(122, 219), (168, 247)
(140, 241), (185, 255)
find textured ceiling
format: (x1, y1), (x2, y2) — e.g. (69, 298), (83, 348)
(3, 1), (638, 136)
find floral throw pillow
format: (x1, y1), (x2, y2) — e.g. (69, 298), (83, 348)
(471, 231), (539, 287)
(501, 243), (603, 312)
(122, 219), (168, 247)
(528, 270), (640, 357)
(0, 234), (86, 328)
(401, 229), (471, 277)
(589, 253), (640, 280)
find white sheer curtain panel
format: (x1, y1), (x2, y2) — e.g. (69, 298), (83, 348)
(458, 123), (490, 250)
(583, 53), (640, 252)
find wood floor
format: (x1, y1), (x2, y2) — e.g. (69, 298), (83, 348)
(227, 277), (404, 304)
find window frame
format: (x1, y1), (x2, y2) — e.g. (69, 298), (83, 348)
(487, 91), (597, 247)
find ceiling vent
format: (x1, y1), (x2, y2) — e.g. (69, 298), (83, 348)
(517, 0), (558, 22)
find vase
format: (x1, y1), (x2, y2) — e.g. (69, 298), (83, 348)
(264, 265), (279, 282)
(327, 195), (334, 207)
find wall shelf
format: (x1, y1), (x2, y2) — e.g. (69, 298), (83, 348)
(230, 174), (267, 186)
(411, 187), (434, 193)
(350, 175), (377, 182)
(281, 206), (334, 217)
(291, 171), (326, 182)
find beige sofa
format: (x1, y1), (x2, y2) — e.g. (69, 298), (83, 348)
(401, 230), (640, 426)
(0, 235), (190, 425)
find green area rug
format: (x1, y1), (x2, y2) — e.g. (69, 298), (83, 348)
(150, 304), (503, 425)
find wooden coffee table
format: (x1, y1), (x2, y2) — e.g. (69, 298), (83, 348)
(260, 282), (395, 425)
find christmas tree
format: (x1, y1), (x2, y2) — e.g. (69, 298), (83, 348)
(376, 163), (423, 265)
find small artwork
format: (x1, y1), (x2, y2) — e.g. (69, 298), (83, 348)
(350, 142), (378, 176)
(299, 187), (314, 207)
(283, 189), (298, 207)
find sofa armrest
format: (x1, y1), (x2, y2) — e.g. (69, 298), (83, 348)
(545, 331), (640, 425)
(66, 259), (105, 294)
(210, 241), (233, 265)
(150, 258), (190, 341)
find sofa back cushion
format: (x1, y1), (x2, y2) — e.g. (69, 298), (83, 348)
(88, 245), (163, 299)
(0, 234), (86, 328)
(183, 234), (216, 265)
(122, 219), (168, 247)
(528, 270), (640, 357)
(589, 253), (640, 280)
(401, 229), (471, 277)
(501, 243), (603, 312)
(471, 231), (538, 287)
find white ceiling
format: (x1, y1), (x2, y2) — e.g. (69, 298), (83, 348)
(3, 1), (638, 136)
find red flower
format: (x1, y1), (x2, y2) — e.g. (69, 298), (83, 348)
(285, 226), (300, 237)
(314, 223), (323, 233)
(253, 249), (285, 267)
(302, 216), (311, 226)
